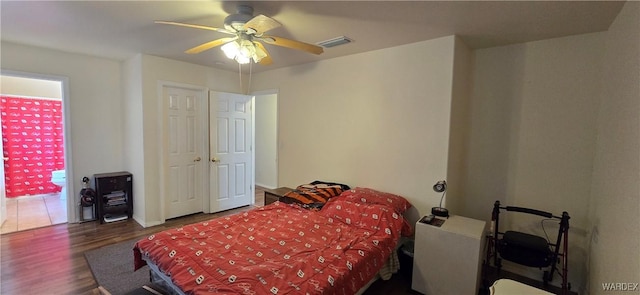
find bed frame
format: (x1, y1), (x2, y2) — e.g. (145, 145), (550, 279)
(143, 246), (401, 295)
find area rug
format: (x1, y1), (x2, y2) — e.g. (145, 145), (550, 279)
(84, 238), (153, 295)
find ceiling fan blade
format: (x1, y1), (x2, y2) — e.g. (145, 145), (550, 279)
(185, 37), (237, 54)
(243, 14), (281, 35)
(260, 35), (324, 55)
(254, 42), (273, 65)
(155, 21), (234, 35)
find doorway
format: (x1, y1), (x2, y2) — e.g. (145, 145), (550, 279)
(251, 90), (279, 208)
(0, 74), (69, 234)
(253, 91), (278, 190)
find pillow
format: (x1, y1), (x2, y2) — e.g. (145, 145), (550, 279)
(339, 187), (412, 214)
(321, 199), (413, 237)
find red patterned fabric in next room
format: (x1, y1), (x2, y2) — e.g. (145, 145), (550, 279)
(1, 96), (64, 197)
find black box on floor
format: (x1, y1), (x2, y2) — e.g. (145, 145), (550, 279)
(398, 239), (414, 280)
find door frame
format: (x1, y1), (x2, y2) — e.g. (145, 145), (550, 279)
(0, 70), (75, 222)
(157, 81), (209, 223)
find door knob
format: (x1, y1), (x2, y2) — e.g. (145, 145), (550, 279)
(211, 157), (219, 163)
(193, 156), (201, 162)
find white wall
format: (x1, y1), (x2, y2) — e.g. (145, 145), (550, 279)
(1, 76), (62, 99)
(1, 42), (123, 222)
(255, 93), (278, 189)
(445, 37), (474, 214)
(588, 2), (640, 294)
(465, 32), (606, 293)
(122, 54), (145, 225)
(252, 36), (457, 221)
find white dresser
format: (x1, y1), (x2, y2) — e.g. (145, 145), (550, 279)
(412, 215), (487, 295)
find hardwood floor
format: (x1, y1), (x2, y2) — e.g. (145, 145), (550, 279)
(3, 187), (555, 295)
(0, 203), (417, 295)
(0, 187), (268, 294)
(0, 206), (253, 294)
(0, 192), (418, 295)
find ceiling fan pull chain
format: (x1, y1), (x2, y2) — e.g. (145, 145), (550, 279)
(247, 62), (253, 95)
(238, 63), (243, 94)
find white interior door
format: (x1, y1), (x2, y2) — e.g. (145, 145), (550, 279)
(164, 86), (207, 219)
(209, 91), (253, 212)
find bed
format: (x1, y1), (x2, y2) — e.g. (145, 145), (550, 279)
(133, 187), (413, 294)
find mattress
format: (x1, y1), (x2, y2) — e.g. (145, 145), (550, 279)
(134, 199), (411, 294)
(143, 251), (400, 295)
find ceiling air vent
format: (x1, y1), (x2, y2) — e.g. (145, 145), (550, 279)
(317, 36), (353, 48)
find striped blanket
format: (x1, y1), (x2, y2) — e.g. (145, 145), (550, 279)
(281, 181), (348, 206)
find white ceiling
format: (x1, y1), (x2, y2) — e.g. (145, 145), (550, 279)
(1, 1), (625, 73)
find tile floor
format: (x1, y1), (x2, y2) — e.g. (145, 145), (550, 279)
(1, 193), (68, 234)
(0, 186), (267, 235)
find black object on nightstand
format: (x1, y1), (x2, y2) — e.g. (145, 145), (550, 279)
(94, 171), (133, 224)
(263, 187), (293, 205)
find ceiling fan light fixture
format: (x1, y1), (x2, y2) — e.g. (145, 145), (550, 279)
(239, 39), (255, 54)
(235, 54), (251, 65)
(221, 39), (262, 64)
(252, 42), (267, 63)
(160, 4), (322, 66)
(221, 41), (240, 59)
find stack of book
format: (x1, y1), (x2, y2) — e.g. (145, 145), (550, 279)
(104, 191), (126, 206)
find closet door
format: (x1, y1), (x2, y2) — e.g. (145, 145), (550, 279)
(209, 91), (253, 212)
(163, 86), (207, 219)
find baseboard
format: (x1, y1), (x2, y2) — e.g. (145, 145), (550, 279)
(256, 182), (277, 189)
(133, 216), (162, 228)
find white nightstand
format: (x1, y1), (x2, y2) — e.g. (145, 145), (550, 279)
(412, 215), (487, 295)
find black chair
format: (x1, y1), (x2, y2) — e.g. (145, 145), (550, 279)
(485, 200), (571, 292)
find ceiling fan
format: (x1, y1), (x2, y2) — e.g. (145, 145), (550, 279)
(156, 4), (324, 65)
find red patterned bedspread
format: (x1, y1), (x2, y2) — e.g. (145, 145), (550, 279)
(134, 200), (410, 294)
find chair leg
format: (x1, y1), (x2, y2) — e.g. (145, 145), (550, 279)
(543, 271), (550, 286)
(560, 212), (570, 291)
